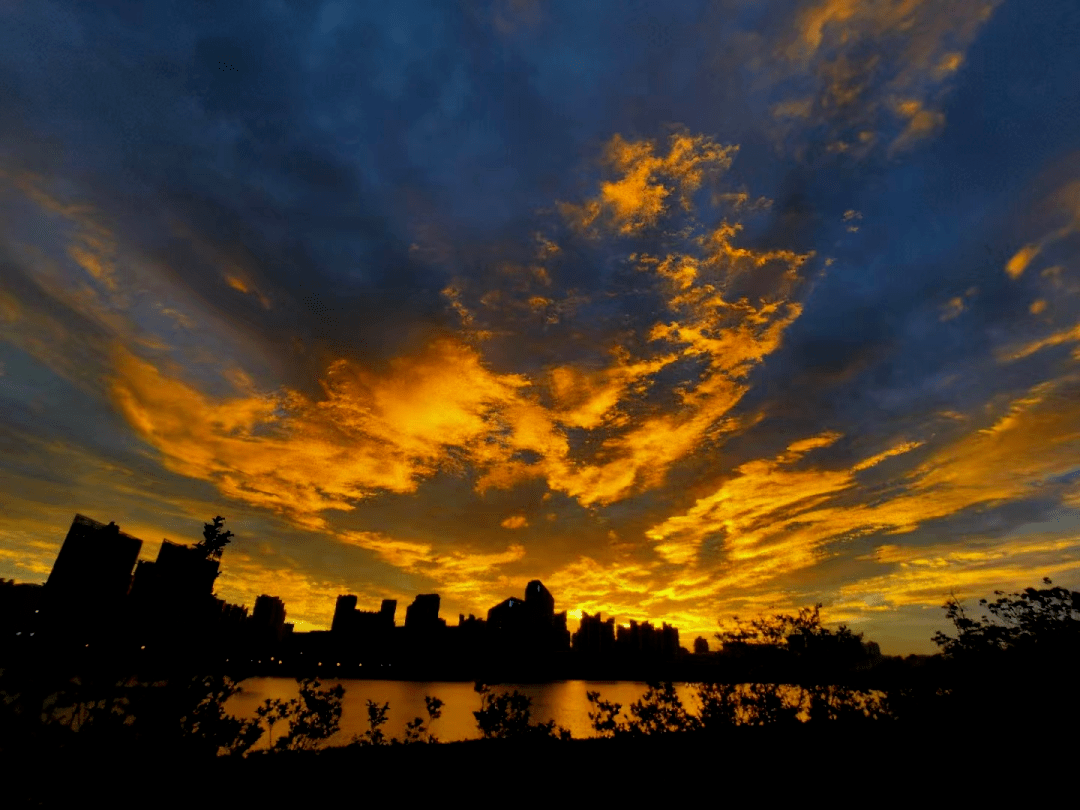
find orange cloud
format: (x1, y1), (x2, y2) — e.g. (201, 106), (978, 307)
(890, 98), (945, 154)
(110, 339), (536, 528)
(225, 273), (271, 308)
(559, 133), (737, 236)
(999, 322), (1080, 363)
(851, 440), (924, 472)
(215, 551), (366, 631)
(336, 529), (528, 613)
(839, 535), (1080, 611)
(500, 516), (528, 529)
(940, 297), (965, 322)
(773, 0), (1001, 158)
(1006, 244), (1041, 279)
(647, 374), (1080, 605)
(462, 134), (813, 507)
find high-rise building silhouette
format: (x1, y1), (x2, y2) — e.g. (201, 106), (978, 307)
(251, 595), (287, 645)
(487, 580), (570, 657)
(487, 595), (525, 629)
(525, 580), (555, 620)
(572, 611), (616, 657)
(330, 594), (397, 663)
(129, 540), (219, 604)
(405, 594), (444, 630)
(331, 595), (358, 634)
(613, 619), (680, 659)
(46, 514), (142, 604)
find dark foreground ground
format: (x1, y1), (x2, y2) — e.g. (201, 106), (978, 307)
(7, 721), (1072, 808)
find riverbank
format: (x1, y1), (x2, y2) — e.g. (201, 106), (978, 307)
(10, 720), (1071, 808)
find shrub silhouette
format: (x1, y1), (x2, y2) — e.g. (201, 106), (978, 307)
(403, 695), (445, 744)
(585, 602), (890, 736)
(0, 669), (263, 755)
(588, 681), (812, 735)
(473, 683), (569, 739)
(587, 682), (699, 736)
(352, 699), (392, 746)
(350, 694), (444, 746)
(254, 677), (345, 751)
(178, 674), (263, 755)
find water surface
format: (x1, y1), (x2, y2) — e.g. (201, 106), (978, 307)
(226, 678), (693, 746)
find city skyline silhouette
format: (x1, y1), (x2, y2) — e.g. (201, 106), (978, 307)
(2, 7), (1080, 779)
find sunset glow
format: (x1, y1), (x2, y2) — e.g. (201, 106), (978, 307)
(2, 0), (1079, 654)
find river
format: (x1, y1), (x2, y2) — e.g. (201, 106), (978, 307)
(225, 678), (701, 747)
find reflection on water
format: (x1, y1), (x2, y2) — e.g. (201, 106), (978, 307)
(226, 679), (699, 746)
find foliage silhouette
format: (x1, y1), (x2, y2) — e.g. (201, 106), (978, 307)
(178, 674), (263, 755)
(403, 695), (445, 744)
(584, 602), (899, 736)
(585, 691), (624, 737)
(254, 696), (292, 750)
(0, 669), (263, 755)
(933, 578), (1080, 659)
(353, 699), (392, 746)
(473, 683), (570, 740)
(349, 693), (444, 746)
(195, 515), (234, 562)
(802, 684), (887, 724)
(587, 682), (699, 736)
(931, 578), (1080, 726)
(588, 681), (829, 735)
(717, 604), (830, 646)
(254, 677), (345, 751)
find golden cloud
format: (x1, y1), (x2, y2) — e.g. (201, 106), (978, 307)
(647, 375), (1080, 604)
(545, 556), (657, 615)
(839, 535), (1080, 611)
(999, 323), (1080, 363)
(335, 529), (528, 615)
(559, 133), (737, 236)
(466, 133), (815, 507)
(0, 531), (60, 579)
(215, 552), (367, 631)
(1006, 244), (1041, 279)
(110, 339), (532, 528)
(889, 98), (945, 154)
(774, 0), (1002, 157)
(940, 296), (965, 322)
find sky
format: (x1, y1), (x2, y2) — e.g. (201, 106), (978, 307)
(2, 1), (1079, 655)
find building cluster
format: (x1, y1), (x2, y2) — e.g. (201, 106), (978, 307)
(0, 513), (687, 675)
(0, 514), (282, 666)
(572, 611), (681, 660)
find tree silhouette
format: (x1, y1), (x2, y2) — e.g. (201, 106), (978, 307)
(716, 603), (864, 653)
(931, 578), (1080, 726)
(933, 578), (1080, 659)
(195, 516), (234, 561)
